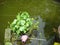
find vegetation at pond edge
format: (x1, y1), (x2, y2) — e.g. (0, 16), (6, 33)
(0, 0), (60, 44)
(10, 12), (39, 37)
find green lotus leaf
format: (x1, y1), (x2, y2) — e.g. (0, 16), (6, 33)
(17, 21), (21, 26)
(21, 12), (29, 19)
(10, 19), (17, 28)
(12, 19), (17, 25)
(16, 30), (20, 35)
(23, 15), (28, 19)
(29, 20), (32, 25)
(26, 18), (30, 21)
(10, 12), (35, 36)
(16, 13), (21, 20)
(15, 25), (19, 29)
(19, 26), (25, 31)
(24, 30), (26, 33)
(20, 20), (25, 25)
(10, 24), (15, 29)
(26, 22), (29, 27)
(26, 28), (30, 31)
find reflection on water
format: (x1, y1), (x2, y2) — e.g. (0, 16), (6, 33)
(26, 16), (47, 45)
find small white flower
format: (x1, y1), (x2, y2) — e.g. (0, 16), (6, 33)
(21, 35), (28, 42)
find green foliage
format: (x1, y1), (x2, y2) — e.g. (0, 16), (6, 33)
(5, 42), (12, 45)
(10, 12), (38, 36)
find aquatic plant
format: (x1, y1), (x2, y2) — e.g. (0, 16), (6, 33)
(10, 12), (39, 37)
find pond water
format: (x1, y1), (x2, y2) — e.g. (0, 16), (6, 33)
(0, 0), (60, 45)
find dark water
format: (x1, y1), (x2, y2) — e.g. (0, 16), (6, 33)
(0, 0), (60, 45)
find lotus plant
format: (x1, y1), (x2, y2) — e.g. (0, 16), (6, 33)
(10, 12), (39, 43)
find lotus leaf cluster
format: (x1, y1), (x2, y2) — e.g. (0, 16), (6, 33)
(10, 12), (33, 36)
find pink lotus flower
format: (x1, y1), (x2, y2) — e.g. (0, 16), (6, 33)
(21, 35), (28, 42)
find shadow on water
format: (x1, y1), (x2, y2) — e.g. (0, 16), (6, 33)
(54, 0), (60, 3)
(53, 0), (60, 4)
